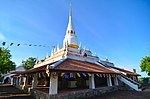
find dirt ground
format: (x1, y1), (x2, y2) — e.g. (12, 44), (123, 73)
(0, 84), (150, 99)
(0, 84), (35, 99)
(94, 90), (150, 99)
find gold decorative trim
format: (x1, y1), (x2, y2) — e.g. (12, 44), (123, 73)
(68, 44), (79, 49)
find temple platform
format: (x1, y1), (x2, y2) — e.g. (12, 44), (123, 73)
(31, 86), (120, 99)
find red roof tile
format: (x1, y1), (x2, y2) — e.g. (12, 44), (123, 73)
(13, 58), (119, 75)
(10, 71), (25, 75)
(110, 66), (140, 76)
(54, 58), (119, 74)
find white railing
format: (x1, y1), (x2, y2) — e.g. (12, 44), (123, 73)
(119, 75), (141, 91)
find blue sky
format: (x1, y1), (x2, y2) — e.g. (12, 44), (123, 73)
(0, 0), (149, 77)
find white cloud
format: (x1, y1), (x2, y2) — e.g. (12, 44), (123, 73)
(0, 33), (5, 41)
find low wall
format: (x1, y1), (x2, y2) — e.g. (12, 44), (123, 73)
(31, 86), (120, 99)
(31, 89), (49, 99)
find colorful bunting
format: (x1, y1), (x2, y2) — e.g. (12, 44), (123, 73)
(2, 42), (6, 46)
(103, 74), (105, 77)
(96, 73), (100, 77)
(64, 74), (69, 78)
(106, 74), (108, 77)
(112, 74), (114, 77)
(1, 41), (51, 48)
(46, 69), (49, 77)
(10, 43), (14, 46)
(87, 73), (91, 77)
(99, 74), (102, 77)
(17, 44), (20, 46)
(61, 73), (65, 77)
(109, 74), (111, 78)
(82, 73), (87, 77)
(77, 73), (81, 77)
(42, 72), (45, 77)
(70, 73), (73, 78)
(39, 73), (41, 78)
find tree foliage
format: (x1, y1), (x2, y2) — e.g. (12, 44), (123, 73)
(22, 57), (36, 70)
(0, 47), (16, 75)
(140, 56), (150, 76)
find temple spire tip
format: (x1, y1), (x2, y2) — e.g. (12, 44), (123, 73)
(70, 0), (72, 17)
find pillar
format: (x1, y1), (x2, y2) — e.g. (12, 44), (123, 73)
(89, 73), (95, 89)
(19, 77), (22, 85)
(25, 75), (29, 86)
(10, 77), (13, 85)
(107, 75), (112, 86)
(114, 76), (119, 86)
(49, 73), (58, 95)
(16, 77), (19, 85)
(31, 73), (38, 89)
(22, 77), (27, 89)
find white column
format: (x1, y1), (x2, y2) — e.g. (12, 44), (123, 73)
(19, 77), (22, 85)
(22, 77), (26, 89)
(114, 76), (119, 86)
(31, 73), (38, 89)
(89, 74), (95, 89)
(16, 77), (19, 85)
(10, 77), (13, 85)
(107, 75), (112, 86)
(49, 73), (58, 95)
(25, 75), (29, 86)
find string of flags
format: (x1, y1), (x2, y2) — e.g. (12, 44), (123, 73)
(36, 71), (120, 79)
(23, 72), (120, 79)
(1, 42), (51, 48)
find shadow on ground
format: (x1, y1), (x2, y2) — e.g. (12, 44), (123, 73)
(0, 84), (35, 99)
(1, 84), (150, 99)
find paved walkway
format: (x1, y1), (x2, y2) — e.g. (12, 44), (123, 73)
(0, 84), (35, 99)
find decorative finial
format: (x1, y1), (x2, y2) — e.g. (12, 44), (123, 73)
(46, 52), (49, 58)
(57, 44), (60, 51)
(51, 46), (55, 56)
(79, 42), (82, 48)
(106, 56), (108, 61)
(70, 0), (72, 17)
(83, 46), (86, 50)
(38, 59), (41, 63)
(54, 46), (56, 52)
(35, 56), (38, 64)
(95, 51), (98, 56)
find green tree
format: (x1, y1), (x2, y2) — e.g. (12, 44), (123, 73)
(0, 47), (16, 76)
(22, 57), (36, 70)
(140, 56), (150, 76)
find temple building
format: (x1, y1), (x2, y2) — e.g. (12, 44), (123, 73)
(11, 3), (141, 99)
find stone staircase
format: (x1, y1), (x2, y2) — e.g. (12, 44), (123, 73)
(119, 74), (142, 91)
